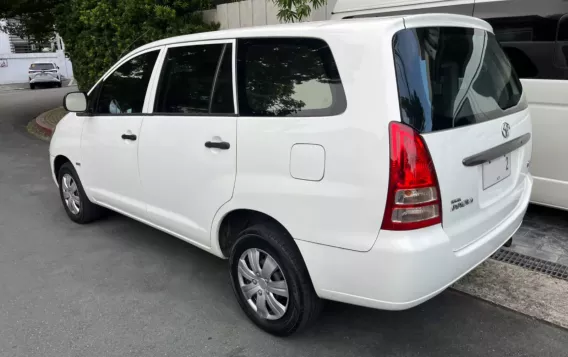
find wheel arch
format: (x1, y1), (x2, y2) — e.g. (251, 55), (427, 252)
(214, 208), (296, 259)
(53, 154), (71, 178)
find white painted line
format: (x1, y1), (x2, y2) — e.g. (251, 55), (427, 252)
(453, 259), (568, 329)
(68, 78), (75, 86)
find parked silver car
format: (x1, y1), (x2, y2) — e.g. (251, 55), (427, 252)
(28, 62), (62, 89)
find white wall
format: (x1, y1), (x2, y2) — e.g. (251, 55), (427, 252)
(0, 20), (11, 54)
(0, 51), (73, 84)
(210, 0), (339, 29)
(0, 20), (74, 84)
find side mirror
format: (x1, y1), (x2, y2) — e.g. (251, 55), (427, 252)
(57, 66), (60, 69)
(63, 91), (87, 112)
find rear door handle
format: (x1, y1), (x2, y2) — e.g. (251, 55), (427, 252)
(121, 134), (137, 141)
(205, 141), (230, 150)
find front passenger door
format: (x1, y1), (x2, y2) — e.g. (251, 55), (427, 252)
(80, 49), (161, 218)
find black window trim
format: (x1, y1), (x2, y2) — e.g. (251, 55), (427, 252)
(554, 14), (568, 69)
(209, 43), (228, 114)
(150, 39), (237, 117)
(557, 14), (568, 41)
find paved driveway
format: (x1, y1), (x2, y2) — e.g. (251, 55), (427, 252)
(0, 88), (567, 357)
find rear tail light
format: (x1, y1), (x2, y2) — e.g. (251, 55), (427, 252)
(381, 122), (442, 231)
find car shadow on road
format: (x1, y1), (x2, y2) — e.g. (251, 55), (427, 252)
(86, 211), (568, 355)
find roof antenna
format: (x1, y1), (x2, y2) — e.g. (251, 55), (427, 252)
(117, 28), (152, 60)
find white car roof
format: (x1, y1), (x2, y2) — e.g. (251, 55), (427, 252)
(131, 13), (489, 56)
(332, 0), (473, 14)
(135, 19), (395, 51)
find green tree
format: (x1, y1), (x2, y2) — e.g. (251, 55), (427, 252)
(0, 0), (327, 89)
(55, 0), (218, 89)
(274, 0), (326, 23)
(0, 0), (60, 45)
(1, 0), (217, 89)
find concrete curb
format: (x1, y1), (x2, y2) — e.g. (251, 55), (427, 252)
(34, 108), (57, 137)
(27, 107), (67, 141)
(453, 259), (568, 330)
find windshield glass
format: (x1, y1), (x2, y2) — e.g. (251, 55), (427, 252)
(30, 63), (55, 71)
(393, 27), (524, 133)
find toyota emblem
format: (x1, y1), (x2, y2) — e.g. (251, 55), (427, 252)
(501, 122), (510, 139)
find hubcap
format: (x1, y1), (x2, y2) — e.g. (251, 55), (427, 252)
(237, 248), (289, 320)
(61, 173), (81, 215)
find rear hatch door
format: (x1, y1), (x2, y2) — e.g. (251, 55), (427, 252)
(29, 63), (58, 80)
(393, 25), (531, 251)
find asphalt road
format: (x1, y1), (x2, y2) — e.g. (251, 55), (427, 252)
(1, 88), (567, 357)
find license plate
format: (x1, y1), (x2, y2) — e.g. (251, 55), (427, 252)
(482, 154), (511, 190)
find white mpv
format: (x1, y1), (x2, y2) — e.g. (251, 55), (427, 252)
(51, 14), (533, 336)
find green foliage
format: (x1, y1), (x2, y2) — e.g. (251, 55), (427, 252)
(1, 0), (328, 88)
(0, 0), (61, 44)
(274, 0), (326, 23)
(54, 0), (218, 90)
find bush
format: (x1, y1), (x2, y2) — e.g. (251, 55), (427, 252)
(54, 0), (218, 90)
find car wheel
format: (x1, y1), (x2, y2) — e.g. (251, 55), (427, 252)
(229, 223), (322, 336)
(57, 82), (62, 88)
(30, 84), (35, 90)
(58, 162), (103, 224)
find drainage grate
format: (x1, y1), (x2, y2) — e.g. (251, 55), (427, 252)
(491, 248), (568, 281)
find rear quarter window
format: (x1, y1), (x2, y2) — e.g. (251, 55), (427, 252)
(236, 38), (347, 117)
(393, 27), (525, 133)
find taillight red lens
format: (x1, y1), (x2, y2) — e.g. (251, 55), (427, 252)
(381, 122), (442, 231)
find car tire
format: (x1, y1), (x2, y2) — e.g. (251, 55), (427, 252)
(57, 82), (62, 88)
(30, 84), (35, 90)
(229, 223), (322, 336)
(58, 162), (103, 224)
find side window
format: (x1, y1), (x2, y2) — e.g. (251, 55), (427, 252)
(154, 43), (234, 114)
(236, 38), (346, 117)
(95, 50), (159, 114)
(485, 15), (562, 79)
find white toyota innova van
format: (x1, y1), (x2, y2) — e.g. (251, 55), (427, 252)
(51, 14), (532, 335)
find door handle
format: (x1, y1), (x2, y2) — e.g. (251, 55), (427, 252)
(121, 134), (137, 141)
(205, 141), (230, 150)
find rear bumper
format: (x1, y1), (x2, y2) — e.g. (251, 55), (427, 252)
(297, 174), (532, 310)
(30, 77), (60, 84)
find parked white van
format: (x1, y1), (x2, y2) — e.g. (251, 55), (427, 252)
(332, 0), (568, 210)
(50, 14), (532, 335)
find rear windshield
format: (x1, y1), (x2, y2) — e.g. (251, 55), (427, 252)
(393, 27), (524, 133)
(30, 63), (55, 71)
